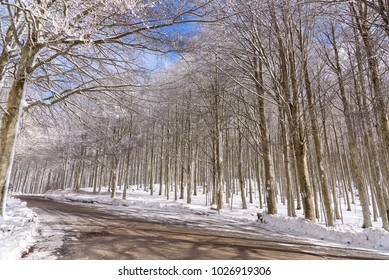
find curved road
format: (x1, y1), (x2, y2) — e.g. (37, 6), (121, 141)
(19, 196), (389, 260)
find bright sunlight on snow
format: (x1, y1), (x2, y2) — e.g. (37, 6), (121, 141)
(0, 197), (37, 259)
(2, 184), (388, 260)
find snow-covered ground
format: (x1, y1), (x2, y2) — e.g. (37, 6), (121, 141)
(0, 197), (37, 259)
(1, 185), (389, 259)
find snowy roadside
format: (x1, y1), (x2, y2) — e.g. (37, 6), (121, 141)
(0, 197), (37, 260)
(44, 187), (389, 254)
(3, 187), (386, 260)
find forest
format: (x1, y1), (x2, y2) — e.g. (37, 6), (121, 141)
(1, 0), (388, 232)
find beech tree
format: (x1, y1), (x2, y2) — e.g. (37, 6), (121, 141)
(220, 0), (278, 215)
(6, 0), (389, 231)
(0, 0), (213, 216)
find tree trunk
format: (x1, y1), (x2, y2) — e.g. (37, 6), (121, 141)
(0, 41), (38, 216)
(352, 15), (389, 230)
(330, 23), (372, 228)
(351, 2), (389, 157)
(110, 157), (119, 198)
(253, 56), (277, 214)
(237, 126), (247, 209)
(122, 147), (131, 200)
(213, 84), (224, 210)
(287, 36), (316, 222)
(301, 43), (334, 226)
(255, 154), (263, 209)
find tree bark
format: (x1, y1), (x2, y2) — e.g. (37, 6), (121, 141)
(0, 41), (38, 216)
(253, 56), (277, 214)
(237, 125), (247, 209)
(330, 23), (372, 228)
(301, 42), (334, 226)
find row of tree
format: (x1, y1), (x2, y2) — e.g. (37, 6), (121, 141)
(0, 0), (213, 215)
(2, 0), (389, 231)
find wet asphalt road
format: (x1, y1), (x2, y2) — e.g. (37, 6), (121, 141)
(18, 196), (389, 260)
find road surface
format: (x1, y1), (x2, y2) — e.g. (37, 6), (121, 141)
(19, 196), (389, 260)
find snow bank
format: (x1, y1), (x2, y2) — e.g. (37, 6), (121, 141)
(0, 197), (37, 260)
(254, 213), (389, 252)
(45, 187), (389, 253)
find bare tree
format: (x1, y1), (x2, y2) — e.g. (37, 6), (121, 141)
(0, 0), (213, 216)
